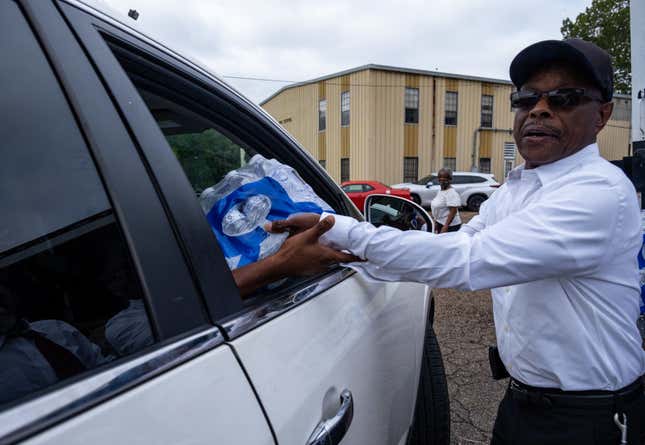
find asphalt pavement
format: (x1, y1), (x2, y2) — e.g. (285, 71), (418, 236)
(432, 211), (506, 445)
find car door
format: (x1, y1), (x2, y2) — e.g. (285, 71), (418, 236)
(0, 3), (273, 444)
(356, 184), (376, 211)
(459, 175), (491, 206)
(61, 6), (433, 444)
(450, 175), (470, 196)
(423, 178), (441, 205)
(342, 184), (366, 210)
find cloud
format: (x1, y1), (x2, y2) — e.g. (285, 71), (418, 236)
(99, 0), (590, 103)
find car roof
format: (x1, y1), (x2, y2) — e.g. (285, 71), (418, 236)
(430, 171), (495, 177)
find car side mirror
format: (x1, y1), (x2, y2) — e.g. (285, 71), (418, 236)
(364, 195), (434, 232)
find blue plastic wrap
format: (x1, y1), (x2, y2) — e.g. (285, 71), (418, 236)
(200, 155), (334, 269)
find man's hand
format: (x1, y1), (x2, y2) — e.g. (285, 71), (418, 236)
(234, 214), (360, 298)
(272, 215), (362, 276)
(266, 213), (321, 236)
(440, 226), (449, 234)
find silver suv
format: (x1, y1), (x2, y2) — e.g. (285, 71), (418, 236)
(392, 172), (500, 211)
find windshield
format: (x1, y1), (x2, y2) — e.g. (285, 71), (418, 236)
(416, 175), (435, 185)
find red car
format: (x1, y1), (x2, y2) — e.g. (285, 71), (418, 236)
(341, 180), (411, 212)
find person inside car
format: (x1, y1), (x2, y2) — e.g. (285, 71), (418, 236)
(0, 283), (110, 406)
(268, 39), (645, 444)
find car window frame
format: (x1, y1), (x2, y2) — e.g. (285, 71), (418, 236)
(59, 3), (360, 336)
(1, 1), (217, 441)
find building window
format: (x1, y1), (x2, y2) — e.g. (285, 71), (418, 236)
(479, 157), (491, 173)
(405, 88), (419, 124)
(341, 158), (350, 182)
(403, 157), (419, 183)
(503, 142), (516, 177)
(443, 157), (456, 171)
(481, 94), (493, 128)
(445, 91), (458, 125)
(341, 91), (350, 126)
(503, 142), (516, 160)
(504, 159), (514, 177)
(318, 99), (327, 131)
(319, 160), (326, 169)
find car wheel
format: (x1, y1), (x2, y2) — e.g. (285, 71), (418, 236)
(467, 194), (487, 212)
(411, 194), (421, 205)
(407, 320), (450, 445)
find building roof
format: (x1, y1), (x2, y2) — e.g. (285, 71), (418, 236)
(260, 63), (633, 105)
(260, 64), (515, 105)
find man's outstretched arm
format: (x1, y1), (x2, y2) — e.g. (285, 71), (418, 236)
(268, 178), (621, 291)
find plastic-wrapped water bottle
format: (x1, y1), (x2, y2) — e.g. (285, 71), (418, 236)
(200, 155), (333, 270)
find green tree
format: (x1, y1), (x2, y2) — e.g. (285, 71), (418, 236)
(561, 0), (631, 94)
(167, 129), (243, 193)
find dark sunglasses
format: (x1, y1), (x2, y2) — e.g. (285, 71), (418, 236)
(510, 88), (603, 110)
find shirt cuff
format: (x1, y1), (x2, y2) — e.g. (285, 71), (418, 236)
(319, 212), (356, 251)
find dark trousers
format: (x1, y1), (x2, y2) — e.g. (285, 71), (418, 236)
(491, 379), (645, 445)
(434, 222), (461, 233)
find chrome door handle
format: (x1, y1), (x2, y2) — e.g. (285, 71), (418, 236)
(306, 389), (354, 445)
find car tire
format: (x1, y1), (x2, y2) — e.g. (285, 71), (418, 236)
(407, 320), (450, 445)
(411, 194), (421, 205)
(467, 194), (487, 212)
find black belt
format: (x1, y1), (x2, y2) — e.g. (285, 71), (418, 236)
(508, 377), (644, 408)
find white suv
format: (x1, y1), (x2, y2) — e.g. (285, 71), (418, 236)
(393, 172), (500, 211)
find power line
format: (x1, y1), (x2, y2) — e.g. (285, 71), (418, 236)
(223, 75), (297, 83)
(222, 74), (514, 89)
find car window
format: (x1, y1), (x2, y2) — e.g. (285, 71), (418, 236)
(0, 2), (155, 410)
(343, 184), (364, 193)
(451, 175), (465, 184)
(107, 45), (339, 301)
(463, 176), (487, 183)
(452, 175), (483, 184)
(417, 175), (435, 185)
(362, 184), (375, 192)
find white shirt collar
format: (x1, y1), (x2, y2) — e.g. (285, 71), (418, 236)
(507, 143), (600, 185)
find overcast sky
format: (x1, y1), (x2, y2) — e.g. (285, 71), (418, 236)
(98, 0), (591, 103)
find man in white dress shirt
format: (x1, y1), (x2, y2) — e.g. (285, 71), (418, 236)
(269, 39), (645, 444)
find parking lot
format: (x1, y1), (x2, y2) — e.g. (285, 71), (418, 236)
(433, 211), (506, 445)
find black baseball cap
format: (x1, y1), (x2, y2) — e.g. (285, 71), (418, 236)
(509, 38), (614, 102)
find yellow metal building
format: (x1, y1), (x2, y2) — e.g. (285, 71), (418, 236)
(261, 64), (632, 185)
